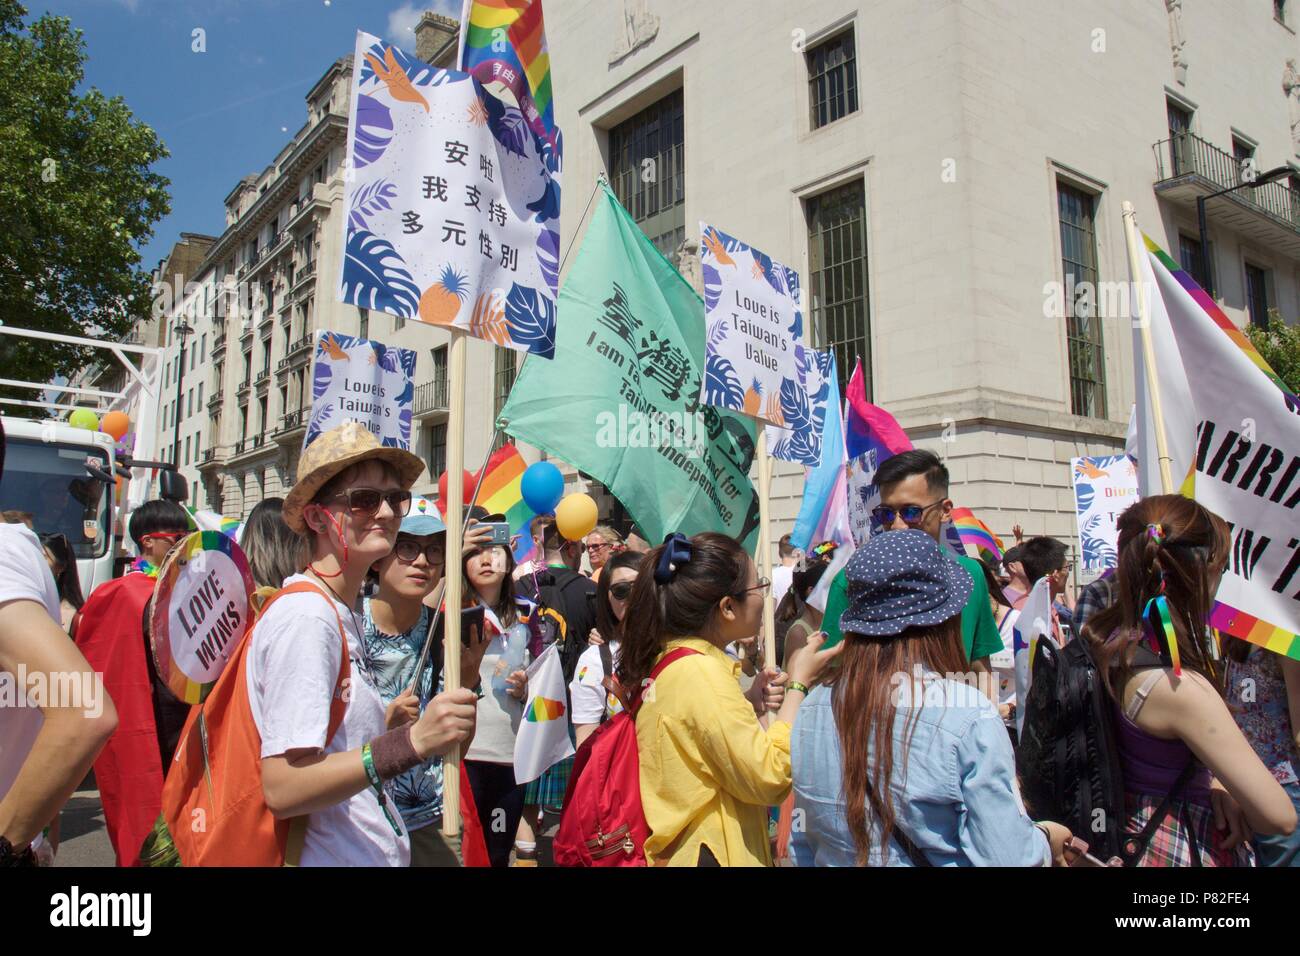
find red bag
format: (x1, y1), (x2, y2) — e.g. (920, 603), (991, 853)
(553, 648), (698, 867)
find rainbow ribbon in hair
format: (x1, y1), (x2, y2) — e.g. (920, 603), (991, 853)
(1144, 594), (1181, 676)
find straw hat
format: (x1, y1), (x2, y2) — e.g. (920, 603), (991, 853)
(282, 421), (424, 533)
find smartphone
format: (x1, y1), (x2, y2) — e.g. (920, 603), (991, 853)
(433, 604), (487, 648)
(483, 522), (512, 546)
(460, 604), (486, 647)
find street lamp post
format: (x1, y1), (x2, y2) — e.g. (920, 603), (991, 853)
(172, 319), (193, 467)
(1196, 164), (1292, 298)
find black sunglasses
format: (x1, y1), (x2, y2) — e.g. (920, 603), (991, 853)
(394, 539), (445, 564)
(871, 500), (945, 527)
(608, 582), (634, 600)
(325, 487), (412, 517)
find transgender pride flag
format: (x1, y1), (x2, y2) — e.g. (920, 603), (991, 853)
(789, 354), (853, 611)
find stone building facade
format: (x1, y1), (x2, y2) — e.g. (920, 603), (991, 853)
(137, 3), (1300, 572)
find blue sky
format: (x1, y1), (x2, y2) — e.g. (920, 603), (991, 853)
(33, 0), (461, 270)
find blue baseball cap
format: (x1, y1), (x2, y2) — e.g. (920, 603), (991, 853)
(401, 495), (447, 536)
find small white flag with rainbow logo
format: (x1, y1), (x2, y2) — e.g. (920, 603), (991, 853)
(513, 643), (574, 784)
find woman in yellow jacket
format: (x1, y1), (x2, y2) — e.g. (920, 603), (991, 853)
(617, 532), (841, 866)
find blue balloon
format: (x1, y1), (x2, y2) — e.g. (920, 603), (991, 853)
(520, 461), (564, 515)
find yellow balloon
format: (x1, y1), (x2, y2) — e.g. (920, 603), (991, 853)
(554, 493), (598, 541)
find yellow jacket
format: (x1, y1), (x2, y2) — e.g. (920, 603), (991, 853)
(636, 638), (792, 866)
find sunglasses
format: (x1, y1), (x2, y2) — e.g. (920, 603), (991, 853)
(608, 582), (634, 600)
(587, 541), (615, 553)
(870, 500), (945, 527)
(394, 539), (445, 565)
(323, 488), (412, 517)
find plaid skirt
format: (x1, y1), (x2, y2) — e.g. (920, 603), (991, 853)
(523, 755), (573, 810)
(1124, 792), (1256, 867)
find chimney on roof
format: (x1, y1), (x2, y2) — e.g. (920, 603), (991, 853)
(416, 12), (461, 67)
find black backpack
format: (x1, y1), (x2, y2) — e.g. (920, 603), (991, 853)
(1017, 637), (1196, 865)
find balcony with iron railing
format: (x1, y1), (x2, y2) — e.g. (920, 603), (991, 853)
(1153, 132), (1300, 256)
(207, 388), (223, 411)
(414, 376), (450, 418)
(290, 258), (317, 294)
(274, 407), (309, 442)
(285, 330), (315, 361)
(236, 377), (251, 397)
(254, 368), (271, 389)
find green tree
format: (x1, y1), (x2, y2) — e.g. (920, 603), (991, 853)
(1247, 312), (1300, 394)
(0, 0), (169, 399)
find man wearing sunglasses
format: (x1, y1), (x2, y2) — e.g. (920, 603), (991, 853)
(73, 499), (193, 866)
(820, 450), (1004, 683)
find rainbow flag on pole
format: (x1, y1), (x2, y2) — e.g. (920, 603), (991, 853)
(950, 507), (1004, 563)
(458, 0), (557, 147)
(476, 443), (537, 561)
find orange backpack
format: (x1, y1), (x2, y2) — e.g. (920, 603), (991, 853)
(146, 581), (349, 867)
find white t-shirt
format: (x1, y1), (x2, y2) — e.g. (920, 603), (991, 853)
(772, 564), (795, 607)
(465, 609), (530, 765)
(0, 524), (62, 802)
(992, 607), (1018, 711)
(246, 573), (409, 867)
(569, 639), (622, 725)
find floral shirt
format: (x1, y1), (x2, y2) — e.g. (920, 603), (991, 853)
(1226, 646), (1300, 786)
(360, 598), (444, 831)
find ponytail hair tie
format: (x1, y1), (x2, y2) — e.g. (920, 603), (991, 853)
(655, 532), (694, 584)
(1146, 523), (1165, 546)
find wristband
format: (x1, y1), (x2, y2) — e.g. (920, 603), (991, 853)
(369, 724), (422, 780)
(361, 742), (405, 837)
(787, 680), (810, 696)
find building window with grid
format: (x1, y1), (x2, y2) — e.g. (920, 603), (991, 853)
(609, 89), (685, 258)
(492, 349), (516, 448)
(806, 179), (871, 400)
(1167, 99), (1193, 176)
(1245, 262), (1272, 328)
(1178, 233), (1212, 292)
(1057, 181), (1108, 419)
(807, 28), (858, 130)
(426, 423), (447, 479)
(431, 345), (448, 390)
(1233, 136), (1257, 183)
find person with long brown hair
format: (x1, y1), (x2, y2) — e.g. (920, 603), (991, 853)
(619, 531), (840, 866)
(1083, 495), (1295, 866)
(790, 529), (1071, 866)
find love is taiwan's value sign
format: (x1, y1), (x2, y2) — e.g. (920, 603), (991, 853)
(149, 531), (256, 704)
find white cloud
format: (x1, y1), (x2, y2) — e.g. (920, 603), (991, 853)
(386, 2), (461, 45)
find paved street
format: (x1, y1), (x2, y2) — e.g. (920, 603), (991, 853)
(52, 789), (116, 868)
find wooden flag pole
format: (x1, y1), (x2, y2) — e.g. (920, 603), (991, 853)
(1121, 201), (1175, 495)
(756, 427), (777, 702)
(441, 328), (467, 838)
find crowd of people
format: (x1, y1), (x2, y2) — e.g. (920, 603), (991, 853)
(1, 418), (1297, 869)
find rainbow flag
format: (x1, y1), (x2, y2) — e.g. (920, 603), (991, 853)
(475, 443), (537, 561)
(950, 507), (1004, 563)
(459, 0), (556, 147)
(524, 695), (565, 722)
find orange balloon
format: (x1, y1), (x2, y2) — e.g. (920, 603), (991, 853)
(101, 410), (130, 441)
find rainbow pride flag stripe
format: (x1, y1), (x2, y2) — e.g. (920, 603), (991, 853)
(950, 507), (1004, 562)
(462, 0), (555, 145)
(525, 695), (565, 722)
(1144, 234), (1299, 662)
(477, 443), (537, 560)
(1145, 235), (1295, 397)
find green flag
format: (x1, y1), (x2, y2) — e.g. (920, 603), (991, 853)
(498, 184), (759, 549)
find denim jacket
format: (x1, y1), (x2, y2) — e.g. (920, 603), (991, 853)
(789, 675), (1050, 867)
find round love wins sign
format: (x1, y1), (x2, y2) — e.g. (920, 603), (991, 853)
(149, 531), (256, 704)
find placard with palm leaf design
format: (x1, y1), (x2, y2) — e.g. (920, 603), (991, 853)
(339, 31), (560, 359)
(698, 221), (805, 426)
